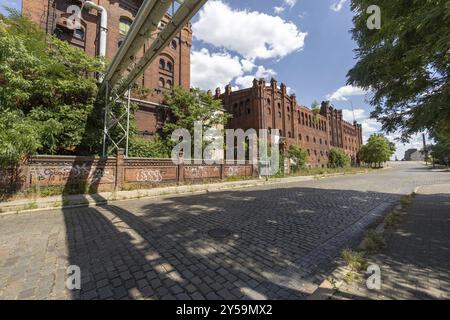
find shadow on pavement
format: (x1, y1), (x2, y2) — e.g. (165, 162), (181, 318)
(61, 186), (405, 300)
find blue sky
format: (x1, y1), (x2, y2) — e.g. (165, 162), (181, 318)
(0, 0), (428, 159)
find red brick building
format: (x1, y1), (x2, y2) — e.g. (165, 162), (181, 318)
(218, 78), (363, 168)
(22, 0), (192, 137)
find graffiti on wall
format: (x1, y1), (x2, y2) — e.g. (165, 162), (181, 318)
(30, 164), (114, 186)
(124, 167), (177, 183)
(184, 166), (220, 179)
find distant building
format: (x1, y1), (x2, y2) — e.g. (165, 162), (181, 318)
(404, 149), (424, 161)
(217, 79), (363, 168)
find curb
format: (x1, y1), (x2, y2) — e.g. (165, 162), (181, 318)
(307, 200), (402, 300)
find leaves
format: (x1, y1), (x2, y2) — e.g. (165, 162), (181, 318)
(0, 13), (104, 162)
(348, 0), (450, 141)
(358, 134), (396, 167)
(328, 148), (351, 168)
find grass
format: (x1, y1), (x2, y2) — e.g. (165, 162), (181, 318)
(400, 194), (413, 208)
(25, 202), (38, 210)
(360, 230), (386, 253)
(384, 209), (403, 229)
(291, 166), (371, 177)
(341, 248), (368, 272)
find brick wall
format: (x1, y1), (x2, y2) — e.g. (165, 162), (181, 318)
(0, 152), (256, 199)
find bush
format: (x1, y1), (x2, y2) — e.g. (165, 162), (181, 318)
(341, 248), (368, 272)
(328, 148), (350, 168)
(288, 145), (308, 172)
(128, 136), (170, 158)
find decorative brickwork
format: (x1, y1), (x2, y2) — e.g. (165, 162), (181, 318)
(218, 78), (363, 168)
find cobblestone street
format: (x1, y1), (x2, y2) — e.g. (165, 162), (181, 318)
(0, 162), (449, 300)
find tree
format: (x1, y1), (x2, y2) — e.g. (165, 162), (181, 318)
(162, 87), (231, 149)
(0, 10), (104, 162)
(328, 148), (351, 168)
(358, 134), (396, 168)
(288, 145), (308, 172)
(347, 0), (450, 142)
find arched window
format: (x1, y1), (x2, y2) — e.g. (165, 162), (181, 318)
(267, 108), (271, 115)
(158, 77), (165, 88)
(166, 80), (172, 88)
(299, 134), (302, 140)
(267, 98), (271, 105)
(159, 59), (165, 70)
(119, 17), (132, 35)
(170, 40), (177, 50)
(167, 61), (173, 72)
(278, 111), (282, 118)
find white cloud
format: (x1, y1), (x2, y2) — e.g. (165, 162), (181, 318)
(326, 85), (367, 101)
(192, 0), (307, 61)
(191, 49), (244, 90)
(191, 49), (277, 91)
(330, 0), (348, 12)
(274, 6), (285, 14)
(241, 59), (256, 73)
(235, 65), (277, 89)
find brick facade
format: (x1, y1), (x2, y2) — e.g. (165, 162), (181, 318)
(22, 0), (192, 137)
(218, 78), (363, 168)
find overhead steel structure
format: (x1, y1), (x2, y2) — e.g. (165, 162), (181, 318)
(100, 0), (207, 157)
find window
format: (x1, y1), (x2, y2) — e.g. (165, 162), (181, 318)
(170, 40), (177, 50)
(288, 132), (292, 138)
(313, 137), (316, 143)
(299, 134), (302, 140)
(158, 77), (165, 88)
(166, 80), (172, 89)
(267, 108), (271, 115)
(278, 112), (282, 118)
(319, 138), (322, 145)
(167, 61), (173, 72)
(159, 59), (165, 70)
(73, 28), (85, 40)
(306, 136), (309, 142)
(119, 17), (132, 35)
(267, 98), (271, 105)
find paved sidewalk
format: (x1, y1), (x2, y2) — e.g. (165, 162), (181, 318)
(333, 184), (450, 300)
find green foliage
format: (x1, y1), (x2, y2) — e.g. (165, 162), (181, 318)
(341, 248), (368, 272)
(384, 210), (403, 229)
(0, 110), (41, 167)
(348, 0), (450, 141)
(163, 87), (231, 147)
(361, 230), (386, 253)
(358, 134), (395, 167)
(128, 136), (170, 158)
(288, 145), (308, 172)
(328, 147), (351, 168)
(0, 12), (104, 163)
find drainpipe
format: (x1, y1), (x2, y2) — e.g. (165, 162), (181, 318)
(84, 1), (107, 58)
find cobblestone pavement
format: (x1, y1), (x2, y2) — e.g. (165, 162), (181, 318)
(0, 162), (449, 300)
(332, 183), (450, 300)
